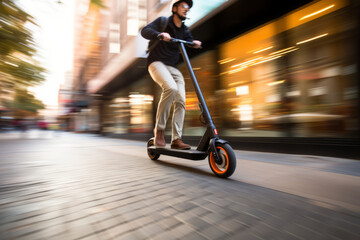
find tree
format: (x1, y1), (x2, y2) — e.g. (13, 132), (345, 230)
(8, 88), (45, 114)
(90, 0), (106, 8)
(0, 0), (46, 88)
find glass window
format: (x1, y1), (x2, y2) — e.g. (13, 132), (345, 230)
(218, 0), (357, 137)
(127, 0), (147, 36)
(102, 76), (154, 134)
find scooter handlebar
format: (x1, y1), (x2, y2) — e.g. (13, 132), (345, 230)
(170, 38), (195, 46)
(157, 34), (196, 47)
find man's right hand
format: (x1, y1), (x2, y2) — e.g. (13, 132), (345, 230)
(158, 32), (171, 42)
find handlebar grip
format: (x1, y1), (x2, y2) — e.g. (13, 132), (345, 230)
(157, 34), (164, 40)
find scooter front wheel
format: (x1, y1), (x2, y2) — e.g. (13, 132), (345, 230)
(209, 143), (236, 178)
(147, 138), (160, 160)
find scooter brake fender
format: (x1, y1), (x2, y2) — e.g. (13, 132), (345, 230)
(210, 138), (228, 151)
(209, 138), (228, 164)
(215, 139), (228, 145)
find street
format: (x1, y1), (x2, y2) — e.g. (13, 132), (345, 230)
(0, 130), (360, 239)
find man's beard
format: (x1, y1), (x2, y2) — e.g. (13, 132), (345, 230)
(176, 12), (187, 21)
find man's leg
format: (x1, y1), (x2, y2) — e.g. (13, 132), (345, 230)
(168, 66), (191, 150)
(148, 62), (178, 146)
(167, 66), (185, 141)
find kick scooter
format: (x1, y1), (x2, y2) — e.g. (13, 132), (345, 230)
(147, 37), (236, 178)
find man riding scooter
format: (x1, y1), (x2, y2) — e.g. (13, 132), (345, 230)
(141, 0), (202, 150)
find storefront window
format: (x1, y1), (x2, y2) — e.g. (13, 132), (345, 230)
(128, 92), (153, 132)
(218, 0), (357, 137)
(102, 93), (130, 134)
(102, 77), (154, 134)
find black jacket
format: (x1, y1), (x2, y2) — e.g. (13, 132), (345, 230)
(141, 15), (193, 67)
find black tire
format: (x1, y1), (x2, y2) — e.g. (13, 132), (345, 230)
(147, 138), (160, 160)
(208, 143), (236, 178)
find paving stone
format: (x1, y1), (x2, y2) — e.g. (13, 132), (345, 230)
(217, 218), (248, 233)
(228, 231), (264, 240)
(168, 223), (194, 238)
(201, 212), (228, 225)
(94, 216), (120, 232)
(106, 222), (134, 238)
(325, 225), (360, 240)
(186, 217), (212, 231)
(181, 231), (208, 240)
(120, 211), (142, 222)
(158, 206), (178, 217)
(156, 217), (183, 230)
(66, 223), (97, 240)
(151, 230), (177, 240)
(285, 223), (325, 240)
(174, 210), (196, 222)
(187, 206), (211, 217)
(200, 225), (229, 240)
(114, 230), (145, 240)
(132, 215), (155, 227)
(138, 222), (165, 238)
(16, 223), (66, 240)
(172, 202), (198, 212)
(76, 234), (101, 240)
(250, 222), (285, 239)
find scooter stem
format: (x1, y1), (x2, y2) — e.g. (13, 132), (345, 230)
(178, 42), (216, 130)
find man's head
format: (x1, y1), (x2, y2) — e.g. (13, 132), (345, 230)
(172, 0), (193, 20)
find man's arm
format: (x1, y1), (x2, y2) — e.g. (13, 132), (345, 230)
(141, 17), (163, 40)
(184, 27), (201, 49)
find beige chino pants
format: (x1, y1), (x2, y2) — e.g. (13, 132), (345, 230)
(148, 61), (186, 142)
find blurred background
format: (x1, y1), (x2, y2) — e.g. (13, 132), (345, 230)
(0, 0), (359, 158)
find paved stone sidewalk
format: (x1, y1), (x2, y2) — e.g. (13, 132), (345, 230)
(0, 132), (360, 239)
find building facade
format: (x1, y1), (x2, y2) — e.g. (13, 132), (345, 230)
(72, 0), (360, 158)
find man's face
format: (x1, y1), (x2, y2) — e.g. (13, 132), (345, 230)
(174, 2), (190, 18)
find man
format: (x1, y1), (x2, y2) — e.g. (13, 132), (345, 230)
(141, 0), (201, 150)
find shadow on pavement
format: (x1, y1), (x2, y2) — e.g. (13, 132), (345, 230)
(152, 159), (237, 181)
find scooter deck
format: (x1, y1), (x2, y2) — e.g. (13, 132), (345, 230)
(149, 146), (208, 160)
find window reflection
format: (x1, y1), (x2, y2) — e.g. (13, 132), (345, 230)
(102, 78), (154, 134)
(186, 0), (357, 138)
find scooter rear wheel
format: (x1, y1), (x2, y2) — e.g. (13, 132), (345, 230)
(147, 138), (160, 160)
(209, 143), (236, 178)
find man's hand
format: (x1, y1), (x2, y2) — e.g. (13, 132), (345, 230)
(158, 32), (171, 42)
(192, 40), (202, 49)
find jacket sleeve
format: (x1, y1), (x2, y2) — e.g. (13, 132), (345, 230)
(184, 26), (194, 42)
(141, 17), (162, 40)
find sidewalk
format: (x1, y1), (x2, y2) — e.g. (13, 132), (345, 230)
(0, 131), (359, 239)
(232, 150), (360, 213)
